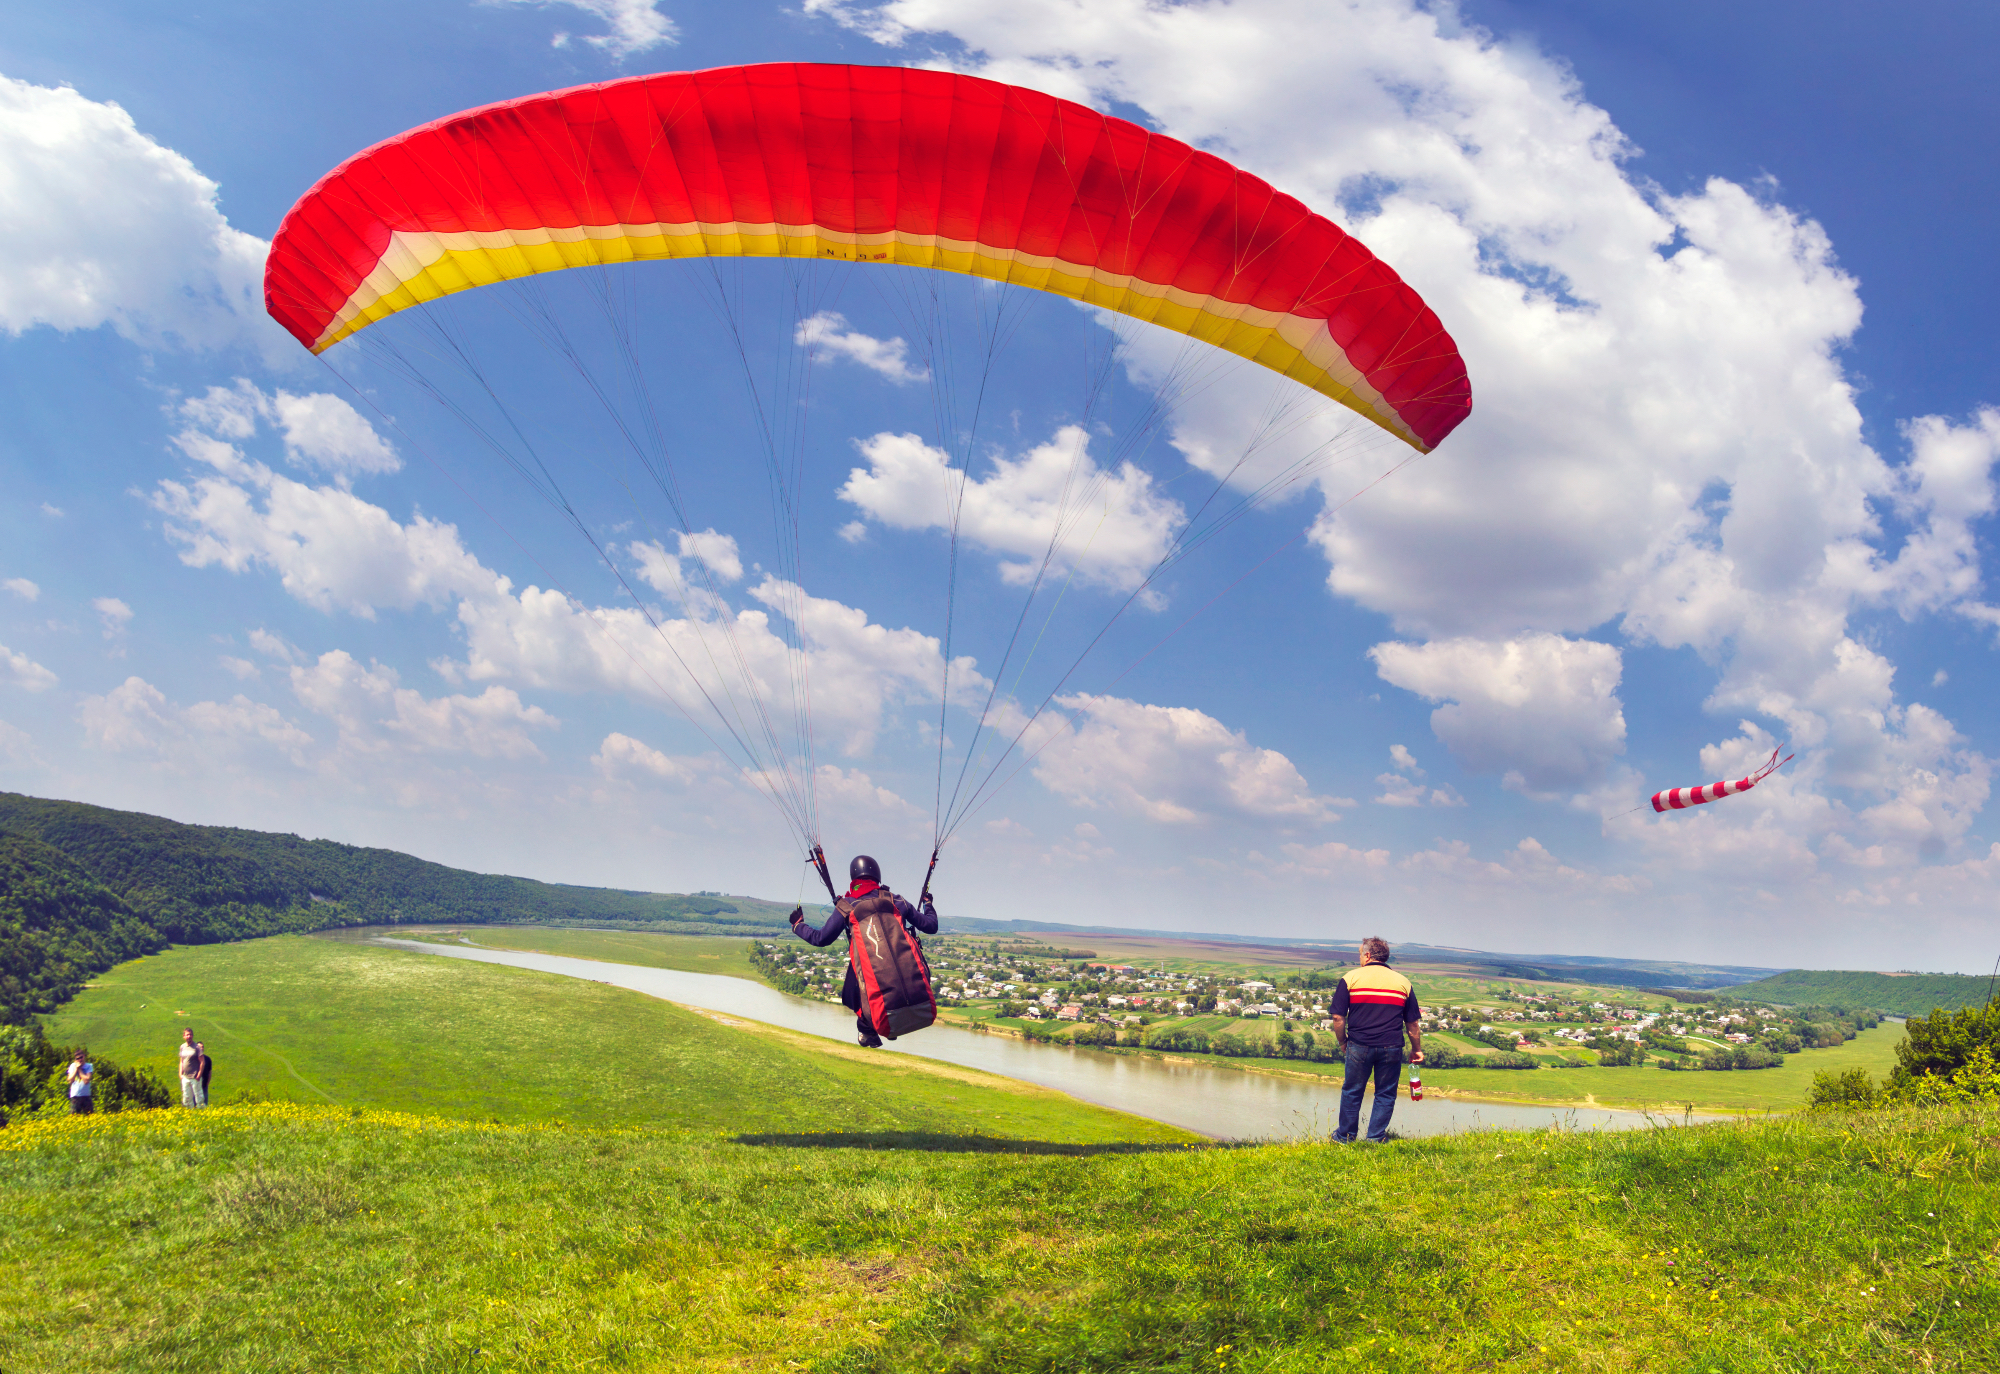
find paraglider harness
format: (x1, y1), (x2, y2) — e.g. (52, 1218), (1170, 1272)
(810, 846), (938, 1040)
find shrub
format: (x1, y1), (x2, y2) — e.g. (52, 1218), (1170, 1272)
(1697, 1044), (1784, 1071)
(1808, 1066), (1880, 1108)
(1887, 1002), (2000, 1099)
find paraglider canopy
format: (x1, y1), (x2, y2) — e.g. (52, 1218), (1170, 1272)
(264, 61), (1471, 453)
(262, 61), (1474, 887)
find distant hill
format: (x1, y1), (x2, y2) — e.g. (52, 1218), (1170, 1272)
(936, 916), (1779, 990)
(1732, 968), (1996, 1016)
(0, 791), (802, 1021)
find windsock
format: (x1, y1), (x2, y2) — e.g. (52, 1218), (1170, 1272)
(1651, 748), (1793, 814)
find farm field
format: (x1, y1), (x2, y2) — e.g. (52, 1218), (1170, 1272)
(4, 1100), (1993, 1372)
(1160, 1020), (1904, 1120)
(38, 937), (1191, 1144)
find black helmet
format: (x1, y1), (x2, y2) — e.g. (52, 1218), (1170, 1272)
(849, 854), (881, 883)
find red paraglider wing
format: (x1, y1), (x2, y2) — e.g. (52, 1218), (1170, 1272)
(264, 62), (1471, 452)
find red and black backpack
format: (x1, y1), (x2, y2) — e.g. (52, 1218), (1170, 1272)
(839, 888), (937, 1039)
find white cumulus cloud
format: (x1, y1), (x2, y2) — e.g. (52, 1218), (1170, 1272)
(177, 380), (399, 483)
(838, 427), (1184, 593)
(3, 578), (38, 602)
(0, 77), (279, 357)
(1371, 634), (1625, 792)
(1033, 692), (1343, 824)
(594, 731), (708, 785)
(78, 676), (314, 765)
(491, 0), (678, 58)
(291, 650), (559, 760)
(1, 643), (58, 692)
(796, 311), (929, 384)
(92, 597), (133, 641)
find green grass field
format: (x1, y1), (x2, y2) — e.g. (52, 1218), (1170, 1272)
(383, 924), (761, 978)
(3, 1101), (1993, 1372)
(40, 936), (1190, 1144)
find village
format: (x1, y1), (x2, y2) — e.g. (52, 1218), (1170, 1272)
(749, 937), (1882, 1072)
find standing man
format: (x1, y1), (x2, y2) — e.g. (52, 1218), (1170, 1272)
(178, 1027), (200, 1108)
(1328, 937), (1422, 1143)
(65, 1049), (94, 1115)
(194, 1041), (213, 1107)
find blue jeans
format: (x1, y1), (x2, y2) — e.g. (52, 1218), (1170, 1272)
(1336, 1043), (1403, 1141)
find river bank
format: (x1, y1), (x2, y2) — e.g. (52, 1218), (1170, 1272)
(379, 925), (1900, 1117)
(369, 935), (1736, 1138)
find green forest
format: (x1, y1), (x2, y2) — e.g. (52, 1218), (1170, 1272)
(1732, 968), (1999, 1016)
(0, 791), (798, 1023)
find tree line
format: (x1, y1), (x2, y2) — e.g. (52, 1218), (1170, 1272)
(0, 1022), (171, 1125)
(1811, 1002), (2000, 1107)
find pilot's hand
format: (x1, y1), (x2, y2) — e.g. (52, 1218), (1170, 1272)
(787, 906), (804, 927)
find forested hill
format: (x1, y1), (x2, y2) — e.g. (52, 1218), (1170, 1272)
(0, 792), (797, 1022)
(0, 832), (162, 1022)
(1734, 968), (1997, 1017)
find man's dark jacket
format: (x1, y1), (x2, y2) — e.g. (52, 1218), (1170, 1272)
(792, 882), (937, 1011)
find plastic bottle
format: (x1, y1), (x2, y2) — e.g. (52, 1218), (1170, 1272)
(1409, 1071), (1424, 1102)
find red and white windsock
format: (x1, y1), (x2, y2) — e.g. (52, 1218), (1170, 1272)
(1650, 748), (1794, 814)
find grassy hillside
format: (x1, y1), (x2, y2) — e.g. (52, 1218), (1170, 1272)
(1736, 968), (1997, 1016)
(39, 937), (1187, 1144)
(3, 1102), (1993, 1372)
(0, 791), (801, 961)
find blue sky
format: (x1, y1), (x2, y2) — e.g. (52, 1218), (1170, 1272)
(3, 0), (1996, 969)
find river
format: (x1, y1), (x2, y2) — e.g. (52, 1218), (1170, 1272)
(365, 935), (1715, 1141)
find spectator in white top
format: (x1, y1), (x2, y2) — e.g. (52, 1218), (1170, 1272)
(66, 1049), (94, 1114)
(178, 1027), (200, 1108)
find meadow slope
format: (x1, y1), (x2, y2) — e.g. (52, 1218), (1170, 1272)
(1, 1103), (1993, 1372)
(40, 936), (1188, 1144)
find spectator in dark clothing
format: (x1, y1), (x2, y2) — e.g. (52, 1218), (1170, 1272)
(1328, 937), (1422, 1142)
(791, 854), (937, 1047)
(194, 1042), (214, 1107)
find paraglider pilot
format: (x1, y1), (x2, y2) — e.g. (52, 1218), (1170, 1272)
(790, 855), (938, 1048)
